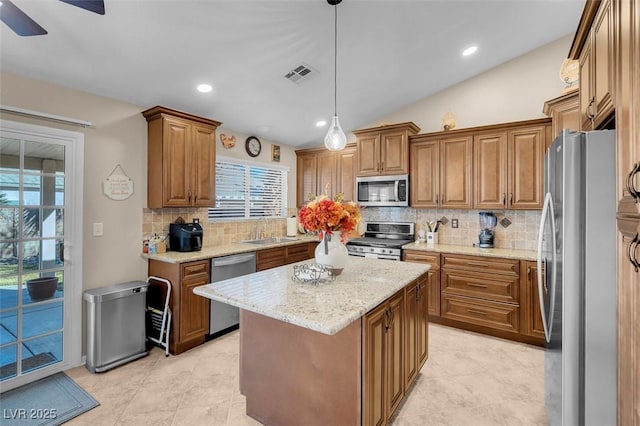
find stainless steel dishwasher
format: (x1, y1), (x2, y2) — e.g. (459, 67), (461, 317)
(209, 252), (256, 335)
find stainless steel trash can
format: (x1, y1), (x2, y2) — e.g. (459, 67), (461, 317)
(84, 281), (149, 373)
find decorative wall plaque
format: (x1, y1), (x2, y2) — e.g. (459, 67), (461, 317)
(103, 164), (134, 200)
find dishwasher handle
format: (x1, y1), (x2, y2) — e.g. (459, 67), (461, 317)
(212, 253), (256, 267)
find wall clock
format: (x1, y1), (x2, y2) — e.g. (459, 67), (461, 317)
(245, 136), (261, 157)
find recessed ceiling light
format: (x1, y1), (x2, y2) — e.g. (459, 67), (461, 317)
(462, 46), (478, 57)
(197, 84), (212, 93)
(316, 120), (327, 127)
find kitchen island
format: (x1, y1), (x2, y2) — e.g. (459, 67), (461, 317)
(194, 257), (431, 426)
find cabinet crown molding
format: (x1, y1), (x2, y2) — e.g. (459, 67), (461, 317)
(142, 105), (222, 128)
(409, 118), (551, 143)
(352, 121), (420, 135)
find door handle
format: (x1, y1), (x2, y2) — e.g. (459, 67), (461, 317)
(537, 192), (556, 343)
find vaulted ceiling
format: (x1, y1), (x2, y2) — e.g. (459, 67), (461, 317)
(0, 0), (584, 147)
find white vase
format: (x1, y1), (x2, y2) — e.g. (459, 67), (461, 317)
(315, 231), (349, 275)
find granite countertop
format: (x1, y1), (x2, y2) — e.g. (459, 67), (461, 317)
(402, 241), (537, 261)
(193, 256), (430, 335)
(143, 235), (319, 264)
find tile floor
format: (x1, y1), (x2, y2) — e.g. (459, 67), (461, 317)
(65, 324), (546, 425)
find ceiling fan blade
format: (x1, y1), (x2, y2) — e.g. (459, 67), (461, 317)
(0, 0), (48, 36)
(58, 0), (105, 15)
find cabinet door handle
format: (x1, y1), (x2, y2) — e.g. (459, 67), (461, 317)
(502, 193), (506, 206)
(188, 190), (192, 203)
(467, 308), (488, 316)
(388, 309), (394, 329)
(435, 193), (439, 206)
(381, 161), (384, 172)
(467, 283), (489, 289)
(509, 193), (513, 206)
(586, 96), (595, 119)
(467, 261), (489, 268)
(384, 308), (391, 330)
(626, 162), (640, 201)
(627, 233), (640, 272)
(416, 285), (421, 302)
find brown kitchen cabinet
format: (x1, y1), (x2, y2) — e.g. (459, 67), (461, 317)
(577, 0), (615, 130)
(439, 254), (521, 336)
(255, 241), (318, 271)
(520, 260), (545, 342)
(353, 122), (420, 177)
(148, 259), (211, 355)
(402, 250), (441, 316)
(543, 90), (580, 141)
(295, 145), (356, 206)
(474, 121), (549, 210)
(362, 289), (405, 426)
(409, 134), (473, 209)
(404, 275), (428, 389)
(143, 106), (221, 208)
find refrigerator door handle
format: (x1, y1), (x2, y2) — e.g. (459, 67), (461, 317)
(537, 192), (556, 343)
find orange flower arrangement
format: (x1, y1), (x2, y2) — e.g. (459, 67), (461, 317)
(298, 193), (362, 244)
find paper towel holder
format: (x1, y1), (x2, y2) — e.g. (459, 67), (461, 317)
(286, 216), (298, 237)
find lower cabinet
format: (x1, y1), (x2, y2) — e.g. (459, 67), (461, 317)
(520, 260), (545, 341)
(402, 251), (441, 316)
(363, 289), (405, 426)
(148, 258), (211, 355)
(256, 241), (318, 271)
(404, 276), (428, 389)
(403, 250), (544, 346)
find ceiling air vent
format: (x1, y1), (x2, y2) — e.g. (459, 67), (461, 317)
(284, 63), (316, 84)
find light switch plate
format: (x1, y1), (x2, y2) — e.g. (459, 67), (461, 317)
(92, 222), (103, 237)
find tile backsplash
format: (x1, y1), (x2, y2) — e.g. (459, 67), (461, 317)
(142, 208), (298, 248)
(143, 207), (539, 252)
(360, 207), (540, 251)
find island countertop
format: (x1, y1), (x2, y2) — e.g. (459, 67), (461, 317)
(193, 257), (430, 335)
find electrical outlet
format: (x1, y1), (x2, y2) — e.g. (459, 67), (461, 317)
(192, 218), (200, 224)
(451, 218), (459, 229)
(92, 222), (104, 237)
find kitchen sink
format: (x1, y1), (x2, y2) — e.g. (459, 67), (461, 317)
(237, 236), (300, 245)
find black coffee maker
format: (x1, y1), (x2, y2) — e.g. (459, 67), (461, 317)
(478, 212), (497, 248)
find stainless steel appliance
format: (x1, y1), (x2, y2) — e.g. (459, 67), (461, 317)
(478, 211), (497, 248)
(209, 252), (256, 335)
(346, 221), (414, 260)
(169, 222), (203, 252)
(355, 174), (409, 207)
(84, 281), (149, 373)
(537, 129), (616, 425)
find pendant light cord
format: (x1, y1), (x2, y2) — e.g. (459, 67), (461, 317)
(333, 2), (338, 117)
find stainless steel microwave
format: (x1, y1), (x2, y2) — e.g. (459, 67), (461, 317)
(355, 174), (409, 207)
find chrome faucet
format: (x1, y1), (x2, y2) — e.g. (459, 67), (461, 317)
(253, 217), (267, 239)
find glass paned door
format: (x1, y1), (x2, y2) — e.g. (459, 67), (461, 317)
(0, 135), (67, 382)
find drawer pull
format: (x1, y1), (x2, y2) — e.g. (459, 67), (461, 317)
(466, 261), (489, 268)
(467, 308), (488, 316)
(467, 283), (489, 289)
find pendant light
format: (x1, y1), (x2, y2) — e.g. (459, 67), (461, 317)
(324, 0), (347, 151)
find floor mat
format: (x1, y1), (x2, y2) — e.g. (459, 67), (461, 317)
(0, 372), (99, 425)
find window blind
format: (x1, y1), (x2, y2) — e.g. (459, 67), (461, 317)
(208, 159), (287, 220)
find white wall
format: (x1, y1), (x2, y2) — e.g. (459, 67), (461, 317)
(0, 71), (298, 292)
(355, 34), (573, 137)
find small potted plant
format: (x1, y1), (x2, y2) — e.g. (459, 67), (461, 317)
(26, 276), (58, 301)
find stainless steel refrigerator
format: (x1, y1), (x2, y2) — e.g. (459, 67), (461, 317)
(537, 129), (617, 425)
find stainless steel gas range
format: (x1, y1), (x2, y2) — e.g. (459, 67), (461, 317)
(346, 221), (414, 261)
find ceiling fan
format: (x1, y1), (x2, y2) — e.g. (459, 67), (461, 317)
(0, 0), (105, 36)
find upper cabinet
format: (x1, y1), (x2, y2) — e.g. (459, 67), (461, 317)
(411, 118), (550, 210)
(296, 144), (356, 206)
(543, 91), (580, 142)
(143, 106), (221, 208)
(353, 122), (420, 177)
(474, 121), (548, 210)
(572, 0), (615, 130)
(409, 133), (473, 209)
